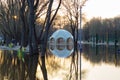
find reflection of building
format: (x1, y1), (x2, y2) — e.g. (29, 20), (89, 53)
(56, 38), (65, 50)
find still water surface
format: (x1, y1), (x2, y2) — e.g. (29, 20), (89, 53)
(0, 45), (120, 80)
(82, 45), (120, 80)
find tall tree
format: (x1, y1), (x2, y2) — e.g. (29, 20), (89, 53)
(26, 0), (62, 80)
(39, 0), (62, 79)
(62, 0), (87, 80)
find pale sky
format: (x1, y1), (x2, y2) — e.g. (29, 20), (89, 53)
(83, 0), (120, 20)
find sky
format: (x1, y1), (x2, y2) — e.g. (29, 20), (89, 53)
(83, 0), (120, 20)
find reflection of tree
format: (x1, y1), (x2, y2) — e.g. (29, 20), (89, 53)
(82, 45), (120, 66)
(0, 51), (26, 80)
(0, 51), (87, 80)
(0, 50), (45, 80)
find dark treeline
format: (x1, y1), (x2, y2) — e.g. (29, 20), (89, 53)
(82, 17), (120, 43)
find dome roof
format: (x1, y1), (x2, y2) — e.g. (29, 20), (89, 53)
(50, 29), (73, 40)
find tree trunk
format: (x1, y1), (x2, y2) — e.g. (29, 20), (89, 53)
(20, 0), (28, 47)
(27, 0), (39, 80)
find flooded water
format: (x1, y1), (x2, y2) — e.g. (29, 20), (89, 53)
(82, 44), (120, 80)
(0, 44), (120, 80)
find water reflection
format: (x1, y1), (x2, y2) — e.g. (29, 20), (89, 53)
(0, 50), (81, 80)
(0, 50), (26, 80)
(82, 44), (120, 80)
(83, 44), (120, 66)
(0, 45), (120, 80)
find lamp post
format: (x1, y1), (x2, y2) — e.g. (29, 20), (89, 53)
(13, 15), (18, 44)
(79, 1), (87, 80)
(79, 6), (82, 52)
(79, 6), (82, 80)
(13, 15), (17, 20)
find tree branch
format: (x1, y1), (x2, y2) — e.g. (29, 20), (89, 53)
(49, 0), (62, 26)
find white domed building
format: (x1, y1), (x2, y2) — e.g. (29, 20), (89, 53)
(49, 29), (74, 58)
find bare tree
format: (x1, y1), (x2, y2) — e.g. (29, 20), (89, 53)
(38, 0), (62, 79)
(0, 0), (62, 80)
(24, 0), (62, 80)
(62, 0), (87, 80)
